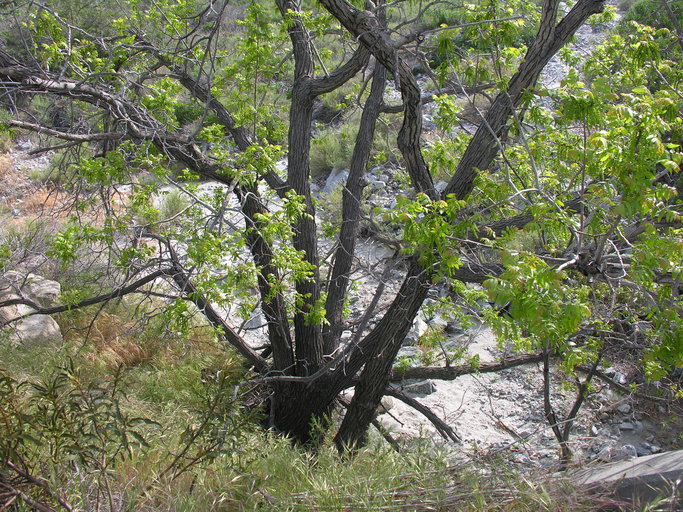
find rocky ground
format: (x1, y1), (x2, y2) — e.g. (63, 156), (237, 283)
(379, 320), (677, 469)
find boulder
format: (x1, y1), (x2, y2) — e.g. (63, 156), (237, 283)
(0, 272), (63, 347)
(322, 169), (349, 194)
(3, 271), (61, 306)
(575, 449), (683, 506)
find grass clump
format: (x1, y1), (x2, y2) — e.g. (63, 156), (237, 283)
(310, 124), (356, 178)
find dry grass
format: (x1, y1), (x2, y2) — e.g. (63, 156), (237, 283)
(19, 186), (69, 216)
(0, 153), (12, 179)
(58, 306), (225, 371)
(60, 310), (158, 369)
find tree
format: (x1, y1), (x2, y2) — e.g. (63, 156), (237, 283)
(0, 0), (681, 456)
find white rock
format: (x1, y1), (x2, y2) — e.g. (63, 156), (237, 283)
(244, 309), (266, 330)
(3, 271), (61, 306)
(0, 272), (63, 347)
(322, 169), (349, 194)
(412, 316), (429, 338)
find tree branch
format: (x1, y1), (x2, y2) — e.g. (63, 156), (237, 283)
(383, 386), (460, 443)
(6, 120), (126, 143)
(443, 0), (606, 200)
(389, 353), (544, 381)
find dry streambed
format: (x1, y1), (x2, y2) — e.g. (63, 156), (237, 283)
(380, 321), (670, 468)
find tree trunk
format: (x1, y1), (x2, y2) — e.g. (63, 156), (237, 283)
(334, 259), (431, 450)
(323, 60), (387, 354)
(444, 0), (606, 200)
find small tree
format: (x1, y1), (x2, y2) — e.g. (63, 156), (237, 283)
(1, 0), (681, 455)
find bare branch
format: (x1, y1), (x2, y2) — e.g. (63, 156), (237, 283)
(6, 120), (126, 143)
(389, 353), (544, 381)
(383, 386), (460, 443)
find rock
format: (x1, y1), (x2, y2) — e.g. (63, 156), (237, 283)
(396, 346), (420, 360)
(370, 179), (386, 191)
(613, 372), (628, 385)
(636, 445), (651, 457)
(379, 396), (394, 412)
(603, 366), (617, 377)
(322, 169), (349, 194)
(595, 443), (638, 462)
(17, 139), (32, 151)
(445, 322), (465, 335)
(617, 403), (631, 414)
(403, 380), (437, 396)
(422, 312), (447, 331)
(621, 444), (638, 459)
(0, 272), (63, 347)
(575, 449), (683, 505)
(595, 443), (617, 461)
(311, 99), (340, 124)
(412, 316), (429, 338)
(619, 422), (635, 431)
(3, 271), (61, 306)
(244, 309), (266, 330)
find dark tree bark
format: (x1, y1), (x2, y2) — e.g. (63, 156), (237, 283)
(334, 259), (431, 450)
(323, 58), (388, 355)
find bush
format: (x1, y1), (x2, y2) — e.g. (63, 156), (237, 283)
(623, 0), (683, 31)
(310, 125), (356, 178)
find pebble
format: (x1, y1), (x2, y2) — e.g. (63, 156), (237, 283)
(445, 322), (465, 335)
(613, 372), (628, 385)
(595, 443), (617, 461)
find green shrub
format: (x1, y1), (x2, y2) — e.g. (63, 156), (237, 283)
(310, 125), (356, 177)
(173, 102), (204, 126)
(623, 0), (683, 30)
(158, 188), (190, 222)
